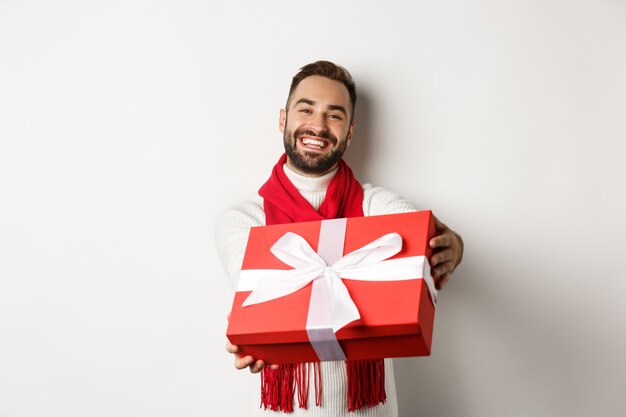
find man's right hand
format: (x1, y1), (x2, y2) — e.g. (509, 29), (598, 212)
(226, 340), (279, 373)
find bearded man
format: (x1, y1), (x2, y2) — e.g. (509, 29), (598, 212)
(216, 61), (464, 416)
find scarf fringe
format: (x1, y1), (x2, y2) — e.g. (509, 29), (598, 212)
(261, 363), (321, 412)
(260, 360), (385, 412)
(347, 358), (387, 412)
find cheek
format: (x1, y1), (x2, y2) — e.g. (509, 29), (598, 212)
(284, 117), (298, 133)
(334, 125), (350, 139)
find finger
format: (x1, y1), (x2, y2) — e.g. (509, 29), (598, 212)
(430, 233), (452, 250)
(235, 355), (254, 370)
(226, 341), (239, 354)
(430, 249), (454, 267)
(436, 273), (450, 290)
(268, 364), (280, 370)
(250, 359), (266, 374)
(432, 261), (454, 280)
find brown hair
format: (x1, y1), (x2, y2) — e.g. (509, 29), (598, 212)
(286, 60), (357, 121)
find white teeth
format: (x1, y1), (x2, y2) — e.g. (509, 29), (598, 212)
(301, 138), (326, 148)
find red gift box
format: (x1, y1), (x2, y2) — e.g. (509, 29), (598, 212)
(226, 210), (438, 364)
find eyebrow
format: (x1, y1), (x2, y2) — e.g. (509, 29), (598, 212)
(294, 98), (348, 116)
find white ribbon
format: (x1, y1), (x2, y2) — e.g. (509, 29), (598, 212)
(237, 220), (437, 360)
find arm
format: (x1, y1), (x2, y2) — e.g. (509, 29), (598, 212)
(215, 199), (265, 288)
(215, 198), (276, 373)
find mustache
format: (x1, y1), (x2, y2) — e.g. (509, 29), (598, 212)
(293, 128), (337, 145)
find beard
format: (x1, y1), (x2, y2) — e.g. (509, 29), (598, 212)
(283, 126), (348, 175)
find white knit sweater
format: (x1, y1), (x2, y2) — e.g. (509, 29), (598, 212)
(216, 165), (417, 417)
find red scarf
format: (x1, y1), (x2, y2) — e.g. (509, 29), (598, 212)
(257, 154), (386, 412)
(260, 154), (364, 224)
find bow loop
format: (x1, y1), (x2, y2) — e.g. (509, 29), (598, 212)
(332, 233), (403, 272)
(271, 232), (326, 269)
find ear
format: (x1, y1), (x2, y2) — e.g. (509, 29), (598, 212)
(346, 122), (355, 147)
(279, 109), (286, 134)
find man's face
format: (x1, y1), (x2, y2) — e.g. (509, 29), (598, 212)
(280, 75), (355, 176)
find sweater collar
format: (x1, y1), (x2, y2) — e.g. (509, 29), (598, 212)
(282, 164), (338, 193)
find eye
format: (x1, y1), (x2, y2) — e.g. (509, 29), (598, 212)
(328, 114), (342, 120)
(299, 108), (310, 114)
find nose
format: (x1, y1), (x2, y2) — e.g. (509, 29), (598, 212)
(310, 111), (328, 133)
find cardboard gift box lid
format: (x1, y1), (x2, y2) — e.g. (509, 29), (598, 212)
(226, 210), (437, 363)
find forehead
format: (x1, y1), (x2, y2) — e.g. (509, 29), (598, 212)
(289, 75), (351, 110)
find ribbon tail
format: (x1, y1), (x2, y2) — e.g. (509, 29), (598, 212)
(242, 266), (324, 307)
(326, 270), (361, 333)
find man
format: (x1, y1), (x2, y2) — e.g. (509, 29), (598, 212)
(216, 61), (463, 416)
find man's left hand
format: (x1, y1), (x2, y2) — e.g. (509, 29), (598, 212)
(428, 215), (464, 290)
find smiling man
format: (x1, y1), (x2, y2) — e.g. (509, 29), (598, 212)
(281, 74), (354, 176)
(216, 61), (463, 416)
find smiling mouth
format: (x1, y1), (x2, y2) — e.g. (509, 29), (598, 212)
(300, 136), (329, 150)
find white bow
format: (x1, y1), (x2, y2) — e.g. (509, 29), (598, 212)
(242, 231), (434, 333)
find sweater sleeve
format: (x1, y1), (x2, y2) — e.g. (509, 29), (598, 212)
(214, 197), (265, 289)
(361, 184), (417, 216)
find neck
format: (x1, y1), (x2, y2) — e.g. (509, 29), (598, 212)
(283, 164), (338, 210)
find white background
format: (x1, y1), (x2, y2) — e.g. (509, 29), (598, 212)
(1, 1), (625, 416)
